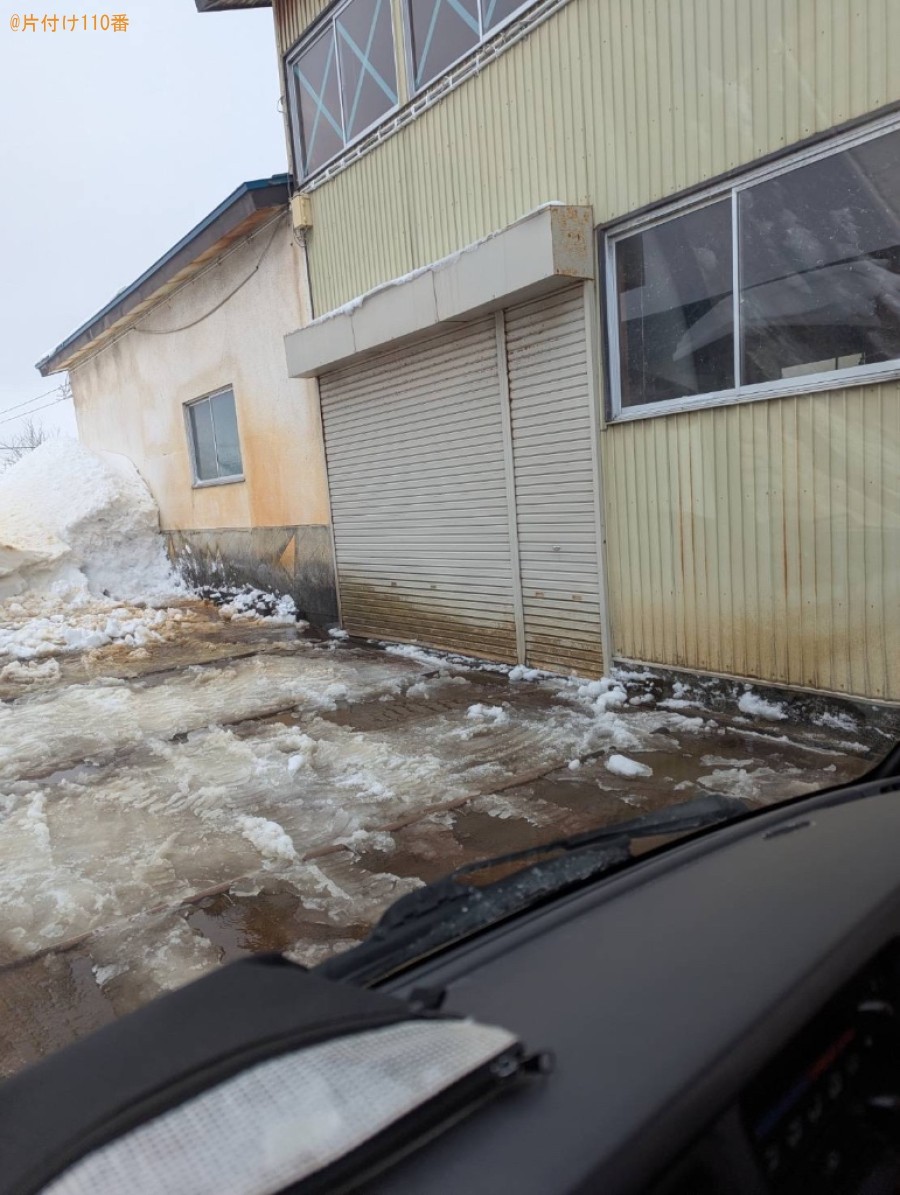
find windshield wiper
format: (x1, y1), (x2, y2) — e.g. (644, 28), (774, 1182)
(318, 792), (749, 986)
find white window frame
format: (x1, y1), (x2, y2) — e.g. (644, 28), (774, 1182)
(287, 0), (402, 182)
(604, 111), (900, 423)
(184, 386), (245, 488)
(403, 0), (540, 95)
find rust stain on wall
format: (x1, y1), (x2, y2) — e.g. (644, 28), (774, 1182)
(340, 579), (519, 665)
(602, 384), (900, 702)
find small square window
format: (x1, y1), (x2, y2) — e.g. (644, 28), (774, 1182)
(185, 388), (244, 484)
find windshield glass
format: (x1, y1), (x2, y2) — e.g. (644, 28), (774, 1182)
(0, 0), (897, 1079)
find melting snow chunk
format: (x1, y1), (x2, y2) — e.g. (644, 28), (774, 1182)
(813, 710), (857, 732)
(572, 677), (628, 713)
(237, 816), (299, 865)
(0, 657), (60, 682)
(508, 664), (543, 682)
(605, 754), (653, 779)
(466, 703), (509, 724)
(210, 587), (304, 627)
(738, 689), (787, 721)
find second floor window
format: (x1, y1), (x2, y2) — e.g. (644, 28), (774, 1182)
(288, 0), (543, 178)
(408, 0), (533, 90)
(289, 0), (399, 176)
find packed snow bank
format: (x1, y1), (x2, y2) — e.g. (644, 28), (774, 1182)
(0, 439), (179, 601)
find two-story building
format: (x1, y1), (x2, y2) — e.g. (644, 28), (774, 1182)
(42, 0), (900, 702)
(268, 0), (900, 700)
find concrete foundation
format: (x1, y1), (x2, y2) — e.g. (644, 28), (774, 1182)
(166, 525), (338, 625)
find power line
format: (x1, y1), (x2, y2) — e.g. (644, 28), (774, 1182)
(0, 395), (69, 428)
(0, 382), (68, 417)
(133, 217), (282, 336)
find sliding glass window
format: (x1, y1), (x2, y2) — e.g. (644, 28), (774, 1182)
(607, 121), (900, 416)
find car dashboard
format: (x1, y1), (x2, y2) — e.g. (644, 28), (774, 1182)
(370, 775), (900, 1194)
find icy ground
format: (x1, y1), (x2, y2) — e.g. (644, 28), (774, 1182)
(0, 440), (897, 1076)
(1, 596), (896, 1077)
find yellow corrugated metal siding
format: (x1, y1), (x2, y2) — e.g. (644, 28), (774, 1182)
(287, 0), (899, 700)
(305, 0), (900, 313)
(273, 0), (330, 56)
(601, 383), (900, 701)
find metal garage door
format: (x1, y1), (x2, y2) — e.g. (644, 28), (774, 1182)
(504, 287), (606, 676)
(319, 317), (519, 662)
(320, 286), (606, 675)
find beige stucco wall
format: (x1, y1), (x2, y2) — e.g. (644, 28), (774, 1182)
(69, 213), (330, 533)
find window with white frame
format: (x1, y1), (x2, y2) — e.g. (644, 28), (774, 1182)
(288, 0), (399, 178)
(407, 0), (537, 91)
(607, 121), (900, 416)
(185, 387), (244, 484)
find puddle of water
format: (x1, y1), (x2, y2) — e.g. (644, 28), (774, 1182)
(0, 950), (116, 1079)
(184, 889), (368, 965)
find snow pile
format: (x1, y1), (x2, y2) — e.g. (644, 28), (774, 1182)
(555, 675), (645, 753)
(0, 439), (180, 601)
(219, 590), (302, 627)
(738, 688), (787, 721)
(198, 586), (306, 627)
(572, 677), (628, 713)
(0, 594), (185, 661)
(605, 753), (653, 779)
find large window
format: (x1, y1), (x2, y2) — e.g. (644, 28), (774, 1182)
(407, 0), (535, 90)
(185, 387), (244, 485)
(288, 0), (542, 177)
(607, 121), (900, 417)
(288, 0), (399, 177)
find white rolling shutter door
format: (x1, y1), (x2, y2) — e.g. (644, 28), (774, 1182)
(319, 318), (519, 662)
(505, 287), (605, 676)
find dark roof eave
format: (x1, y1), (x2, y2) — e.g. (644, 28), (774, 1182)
(194, 1), (272, 11)
(37, 174), (290, 376)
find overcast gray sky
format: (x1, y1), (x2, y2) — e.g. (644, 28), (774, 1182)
(0, 0), (286, 440)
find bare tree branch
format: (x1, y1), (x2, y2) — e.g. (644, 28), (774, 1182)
(0, 417), (58, 470)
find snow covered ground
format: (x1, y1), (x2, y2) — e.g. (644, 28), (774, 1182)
(0, 441), (896, 1077)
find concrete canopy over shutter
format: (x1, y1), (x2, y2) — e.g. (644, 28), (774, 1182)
(505, 287), (605, 676)
(320, 284), (606, 676)
(319, 318), (519, 662)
